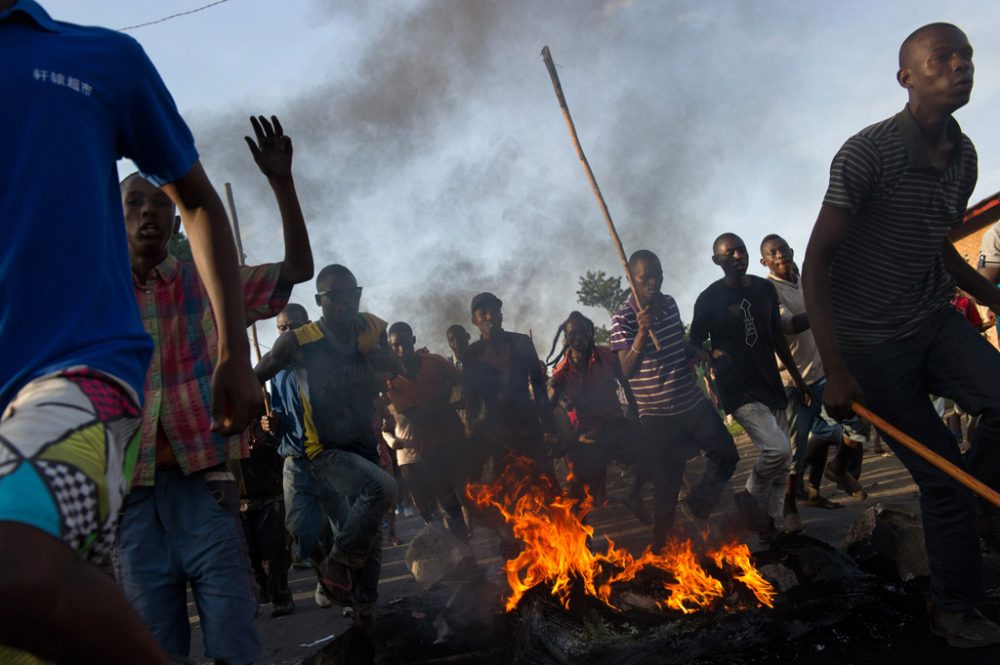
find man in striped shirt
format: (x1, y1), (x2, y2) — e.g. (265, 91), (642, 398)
(611, 250), (738, 550)
(804, 23), (1000, 648)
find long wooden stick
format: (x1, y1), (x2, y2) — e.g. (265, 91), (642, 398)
(541, 46), (661, 351)
(852, 402), (1000, 509)
(224, 181), (270, 414)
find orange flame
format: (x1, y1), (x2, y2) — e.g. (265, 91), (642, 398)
(468, 456), (775, 614)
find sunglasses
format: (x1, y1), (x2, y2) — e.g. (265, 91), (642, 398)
(315, 286), (363, 305)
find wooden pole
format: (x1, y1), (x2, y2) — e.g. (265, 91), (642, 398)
(224, 181), (270, 414)
(852, 402), (1000, 510)
(541, 46), (660, 350)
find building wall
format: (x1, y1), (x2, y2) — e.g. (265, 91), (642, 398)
(952, 225), (998, 348)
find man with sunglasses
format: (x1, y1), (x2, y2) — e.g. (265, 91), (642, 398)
(261, 304), (348, 608)
(254, 264), (397, 631)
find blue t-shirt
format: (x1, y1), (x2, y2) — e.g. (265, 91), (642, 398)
(0, 1), (199, 410)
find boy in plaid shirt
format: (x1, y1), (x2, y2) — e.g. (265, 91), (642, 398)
(118, 116), (313, 664)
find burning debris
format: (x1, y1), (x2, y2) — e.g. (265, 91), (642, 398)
(466, 455), (775, 615)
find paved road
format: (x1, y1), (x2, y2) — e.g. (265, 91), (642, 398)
(186, 436), (921, 664)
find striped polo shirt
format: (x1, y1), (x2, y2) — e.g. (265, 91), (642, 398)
(823, 105), (978, 352)
(610, 293), (704, 417)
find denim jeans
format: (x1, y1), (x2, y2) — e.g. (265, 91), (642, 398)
(641, 399), (739, 548)
(786, 379), (825, 475)
(308, 448), (397, 605)
(845, 307), (1000, 612)
(733, 402), (792, 520)
(283, 456), (347, 562)
(118, 467), (260, 665)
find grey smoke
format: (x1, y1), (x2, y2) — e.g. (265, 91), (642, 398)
(188, 0), (830, 355)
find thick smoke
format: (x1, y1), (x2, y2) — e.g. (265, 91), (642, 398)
(188, 0), (828, 355)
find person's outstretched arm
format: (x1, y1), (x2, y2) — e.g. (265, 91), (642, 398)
(244, 115), (313, 290)
(162, 161), (261, 435)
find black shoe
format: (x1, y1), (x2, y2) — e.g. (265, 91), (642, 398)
(271, 596), (296, 618)
(930, 606), (1000, 648)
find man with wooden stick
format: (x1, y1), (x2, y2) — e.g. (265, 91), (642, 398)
(612, 250), (738, 550)
(118, 115), (313, 664)
(804, 23), (1000, 648)
(0, 3), (265, 662)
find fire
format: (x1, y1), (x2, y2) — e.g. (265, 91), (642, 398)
(468, 456), (775, 614)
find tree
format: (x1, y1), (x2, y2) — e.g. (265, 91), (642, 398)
(167, 229), (193, 262)
(576, 270), (628, 346)
(576, 270), (627, 318)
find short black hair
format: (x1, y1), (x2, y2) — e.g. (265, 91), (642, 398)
(388, 321), (413, 338)
(759, 234), (786, 254)
(119, 171), (150, 192)
(627, 249), (660, 271)
(282, 303), (309, 320)
(316, 264), (357, 289)
(446, 324), (469, 337)
(713, 232), (743, 254)
(899, 22), (963, 68)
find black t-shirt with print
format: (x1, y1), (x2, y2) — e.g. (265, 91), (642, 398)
(690, 276), (787, 414)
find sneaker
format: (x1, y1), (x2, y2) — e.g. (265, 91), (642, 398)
(782, 511), (803, 535)
(317, 557), (354, 607)
(824, 464), (867, 499)
(930, 606), (1000, 648)
(271, 596), (295, 618)
(314, 582), (333, 609)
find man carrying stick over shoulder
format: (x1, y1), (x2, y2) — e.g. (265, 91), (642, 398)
(804, 23), (1000, 648)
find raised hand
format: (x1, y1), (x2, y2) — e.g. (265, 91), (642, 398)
(245, 115), (292, 180)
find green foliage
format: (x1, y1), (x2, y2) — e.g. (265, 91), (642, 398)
(594, 324), (612, 346)
(576, 270), (628, 319)
(167, 229), (193, 262)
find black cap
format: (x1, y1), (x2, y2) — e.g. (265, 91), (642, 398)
(470, 292), (503, 315)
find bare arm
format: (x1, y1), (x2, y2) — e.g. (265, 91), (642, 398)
(162, 161), (259, 435)
(978, 263), (1000, 286)
(773, 330), (809, 403)
(245, 115), (313, 290)
(802, 204), (861, 420)
(618, 308), (653, 378)
(254, 329), (299, 383)
(942, 240), (1000, 314)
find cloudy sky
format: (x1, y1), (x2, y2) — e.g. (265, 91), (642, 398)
(49, 0), (1000, 357)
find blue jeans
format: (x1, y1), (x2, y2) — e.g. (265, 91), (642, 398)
(308, 448), (397, 605)
(845, 307), (1000, 612)
(118, 468), (260, 664)
(283, 456), (346, 562)
(786, 379), (825, 475)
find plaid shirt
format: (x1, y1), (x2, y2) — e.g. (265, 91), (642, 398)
(132, 255), (289, 486)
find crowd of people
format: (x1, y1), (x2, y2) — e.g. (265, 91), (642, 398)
(2, 2), (1000, 661)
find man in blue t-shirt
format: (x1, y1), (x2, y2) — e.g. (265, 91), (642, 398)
(0, 2), (262, 662)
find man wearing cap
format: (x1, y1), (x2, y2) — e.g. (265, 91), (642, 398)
(463, 292), (556, 479)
